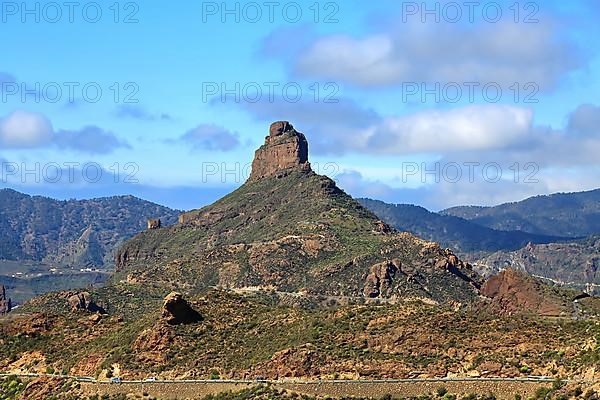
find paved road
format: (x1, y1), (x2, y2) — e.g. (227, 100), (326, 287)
(0, 372), (585, 385)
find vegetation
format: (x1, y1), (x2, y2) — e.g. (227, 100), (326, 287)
(2, 285), (600, 381)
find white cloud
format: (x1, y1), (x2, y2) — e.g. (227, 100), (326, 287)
(0, 110), (128, 154)
(291, 20), (581, 90)
(240, 98), (533, 155)
(0, 110), (53, 148)
(368, 105), (533, 153)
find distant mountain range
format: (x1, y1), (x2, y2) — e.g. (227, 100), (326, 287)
(441, 188), (600, 237)
(357, 199), (566, 253)
(0, 189), (180, 269)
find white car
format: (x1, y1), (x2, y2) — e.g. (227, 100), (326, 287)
(144, 377), (157, 382)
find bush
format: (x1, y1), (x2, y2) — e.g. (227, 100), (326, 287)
(519, 365), (531, 373)
(437, 387), (448, 397)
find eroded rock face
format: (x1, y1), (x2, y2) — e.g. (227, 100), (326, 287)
(147, 218), (161, 229)
(161, 292), (202, 325)
(363, 260), (401, 298)
(0, 285), (12, 315)
(249, 121), (311, 180)
(67, 292), (105, 314)
(481, 269), (567, 316)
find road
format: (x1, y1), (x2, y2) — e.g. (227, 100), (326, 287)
(0, 372), (590, 384)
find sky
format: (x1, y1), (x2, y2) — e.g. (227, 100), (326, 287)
(1, 0), (599, 211)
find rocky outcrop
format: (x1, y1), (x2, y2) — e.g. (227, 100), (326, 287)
(0, 285), (12, 315)
(363, 260), (401, 298)
(147, 218), (161, 229)
(134, 323), (175, 351)
(67, 291), (105, 314)
(481, 269), (569, 316)
(161, 292), (202, 325)
(253, 344), (324, 378)
(249, 121), (311, 180)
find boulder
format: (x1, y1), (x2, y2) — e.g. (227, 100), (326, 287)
(161, 292), (202, 325)
(481, 269), (566, 316)
(67, 292), (105, 314)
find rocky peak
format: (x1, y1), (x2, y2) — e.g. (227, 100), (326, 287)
(249, 121), (311, 181)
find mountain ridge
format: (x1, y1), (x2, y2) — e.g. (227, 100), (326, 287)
(358, 198), (568, 253)
(441, 188), (600, 237)
(0, 188), (180, 268)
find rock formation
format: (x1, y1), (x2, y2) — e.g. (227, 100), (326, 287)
(67, 291), (105, 314)
(363, 260), (401, 298)
(161, 292), (202, 325)
(249, 121), (311, 180)
(147, 218), (161, 229)
(0, 285), (12, 315)
(481, 269), (569, 316)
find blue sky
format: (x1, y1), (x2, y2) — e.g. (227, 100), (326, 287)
(1, 0), (599, 210)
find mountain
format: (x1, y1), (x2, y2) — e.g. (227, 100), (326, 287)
(2, 122), (600, 391)
(0, 189), (180, 268)
(358, 199), (565, 253)
(474, 236), (600, 294)
(115, 121), (481, 304)
(441, 189), (600, 237)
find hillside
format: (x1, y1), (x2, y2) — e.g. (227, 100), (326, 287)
(358, 199), (565, 253)
(2, 281), (600, 383)
(0, 189), (179, 268)
(116, 121), (481, 304)
(441, 189), (600, 237)
(474, 236), (600, 294)
(1, 122), (600, 391)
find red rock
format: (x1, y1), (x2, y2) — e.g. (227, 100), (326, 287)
(249, 121), (311, 180)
